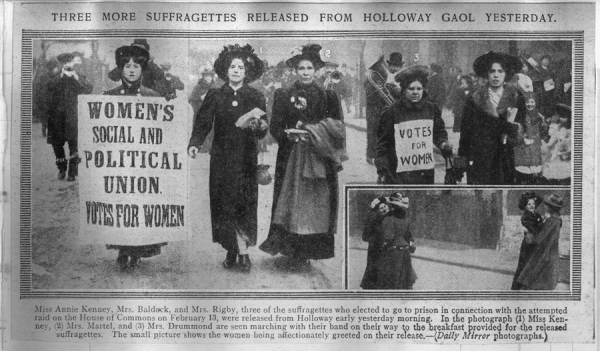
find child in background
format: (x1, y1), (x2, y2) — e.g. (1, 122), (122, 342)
(513, 94), (547, 184)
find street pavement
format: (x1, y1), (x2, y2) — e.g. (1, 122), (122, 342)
(30, 106), (569, 291)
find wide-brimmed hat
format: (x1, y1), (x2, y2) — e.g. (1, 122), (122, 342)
(56, 53), (75, 64)
(543, 193), (564, 209)
(213, 44), (265, 83)
(370, 196), (388, 211)
(324, 61), (339, 68)
(473, 51), (521, 79)
(160, 63), (172, 70)
(395, 65), (429, 88)
(518, 191), (542, 210)
(200, 68), (215, 76)
(388, 192), (409, 209)
(286, 44), (326, 70)
(387, 52), (404, 67)
(131, 39), (150, 51)
(115, 45), (150, 70)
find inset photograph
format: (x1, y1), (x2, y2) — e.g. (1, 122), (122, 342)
(347, 188), (571, 291)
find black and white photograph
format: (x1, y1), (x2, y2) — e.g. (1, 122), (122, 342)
(347, 188), (571, 291)
(27, 37), (575, 291)
(5, 0), (597, 349)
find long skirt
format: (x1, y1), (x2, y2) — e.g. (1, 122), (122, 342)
(375, 248), (417, 289)
(511, 237), (536, 290)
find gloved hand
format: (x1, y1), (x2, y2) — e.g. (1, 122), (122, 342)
(440, 141), (453, 158)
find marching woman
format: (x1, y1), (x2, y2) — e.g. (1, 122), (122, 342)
(259, 44), (347, 268)
(458, 51), (526, 184)
(104, 44), (164, 271)
(188, 44), (268, 272)
(375, 65), (451, 184)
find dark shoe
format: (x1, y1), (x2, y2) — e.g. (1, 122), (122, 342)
(67, 157), (78, 181)
(56, 159), (67, 180)
(238, 254), (251, 272)
(117, 253), (129, 272)
(130, 256), (141, 269)
(223, 251), (237, 269)
(366, 157), (375, 165)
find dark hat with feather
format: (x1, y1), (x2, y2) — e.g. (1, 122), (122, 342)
(213, 44), (264, 83)
(473, 51), (521, 79)
(518, 191), (542, 211)
(395, 65), (430, 89)
(286, 44), (326, 70)
(115, 45), (150, 70)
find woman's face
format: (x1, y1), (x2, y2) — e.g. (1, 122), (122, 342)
(525, 98), (536, 111)
(404, 80), (424, 103)
(377, 203), (390, 216)
(296, 60), (316, 85)
(228, 58), (246, 84)
(122, 58), (142, 83)
(487, 62), (506, 88)
(526, 199), (536, 213)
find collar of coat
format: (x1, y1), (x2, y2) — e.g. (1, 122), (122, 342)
(472, 85), (520, 117)
(292, 80), (320, 92)
(119, 79), (143, 94)
(220, 83), (251, 95)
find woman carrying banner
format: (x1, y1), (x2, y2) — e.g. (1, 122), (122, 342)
(457, 51), (526, 184)
(513, 193), (564, 290)
(259, 44), (347, 268)
(188, 44), (268, 272)
(375, 65), (451, 184)
(103, 44), (165, 271)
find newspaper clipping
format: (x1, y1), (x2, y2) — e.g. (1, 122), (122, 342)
(2, 0), (596, 349)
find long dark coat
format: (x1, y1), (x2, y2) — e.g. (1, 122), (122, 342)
(260, 81), (342, 260)
(46, 75), (93, 145)
(360, 213), (384, 289)
(515, 215), (562, 290)
(362, 210), (416, 290)
(364, 79), (392, 159)
(375, 96), (448, 184)
(188, 84), (267, 253)
(458, 86), (526, 184)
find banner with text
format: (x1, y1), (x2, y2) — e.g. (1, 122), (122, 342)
(394, 119), (435, 173)
(78, 95), (190, 246)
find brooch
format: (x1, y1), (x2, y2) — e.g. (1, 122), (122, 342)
(232, 101), (238, 107)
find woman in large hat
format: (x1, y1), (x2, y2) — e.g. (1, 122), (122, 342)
(104, 45), (161, 97)
(188, 44), (268, 272)
(375, 65), (451, 184)
(259, 44), (347, 268)
(362, 192), (416, 290)
(513, 193), (564, 290)
(458, 51), (526, 184)
(103, 44), (163, 271)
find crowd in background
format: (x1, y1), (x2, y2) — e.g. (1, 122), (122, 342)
(32, 40), (573, 186)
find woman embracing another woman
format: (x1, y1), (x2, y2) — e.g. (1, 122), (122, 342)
(361, 193), (416, 290)
(188, 44), (268, 272)
(260, 44), (347, 268)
